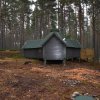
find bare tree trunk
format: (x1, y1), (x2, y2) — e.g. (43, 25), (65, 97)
(20, 13), (25, 48)
(0, 0), (1, 49)
(78, 2), (83, 48)
(74, 6), (78, 39)
(68, 6), (71, 36)
(92, 1), (96, 60)
(1, 0), (5, 49)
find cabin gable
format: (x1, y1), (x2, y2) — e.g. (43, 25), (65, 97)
(43, 35), (66, 60)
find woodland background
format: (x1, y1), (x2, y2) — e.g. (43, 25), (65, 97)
(0, 0), (100, 61)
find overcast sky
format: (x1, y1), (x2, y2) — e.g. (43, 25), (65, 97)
(29, 0), (37, 10)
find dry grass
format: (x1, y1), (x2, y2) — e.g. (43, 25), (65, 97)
(81, 48), (94, 61)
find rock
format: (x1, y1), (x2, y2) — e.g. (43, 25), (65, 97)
(71, 91), (81, 100)
(84, 93), (89, 95)
(24, 61), (32, 65)
(62, 79), (81, 87)
(0, 61), (8, 65)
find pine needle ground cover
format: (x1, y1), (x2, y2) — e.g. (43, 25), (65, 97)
(0, 52), (100, 100)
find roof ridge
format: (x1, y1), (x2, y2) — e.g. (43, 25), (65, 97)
(22, 32), (81, 49)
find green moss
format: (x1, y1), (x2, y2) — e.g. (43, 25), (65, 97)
(0, 49), (5, 51)
(11, 54), (24, 59)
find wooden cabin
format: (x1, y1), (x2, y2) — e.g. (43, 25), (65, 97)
(22, 32), (81, 63)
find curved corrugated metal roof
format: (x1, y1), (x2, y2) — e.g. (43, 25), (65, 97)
(65, 39), (81, 48)
(22, 40), (44, 49)
(22, 32), (81, 49)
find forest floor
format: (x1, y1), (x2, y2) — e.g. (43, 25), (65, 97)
(0, 51), (100, 100)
